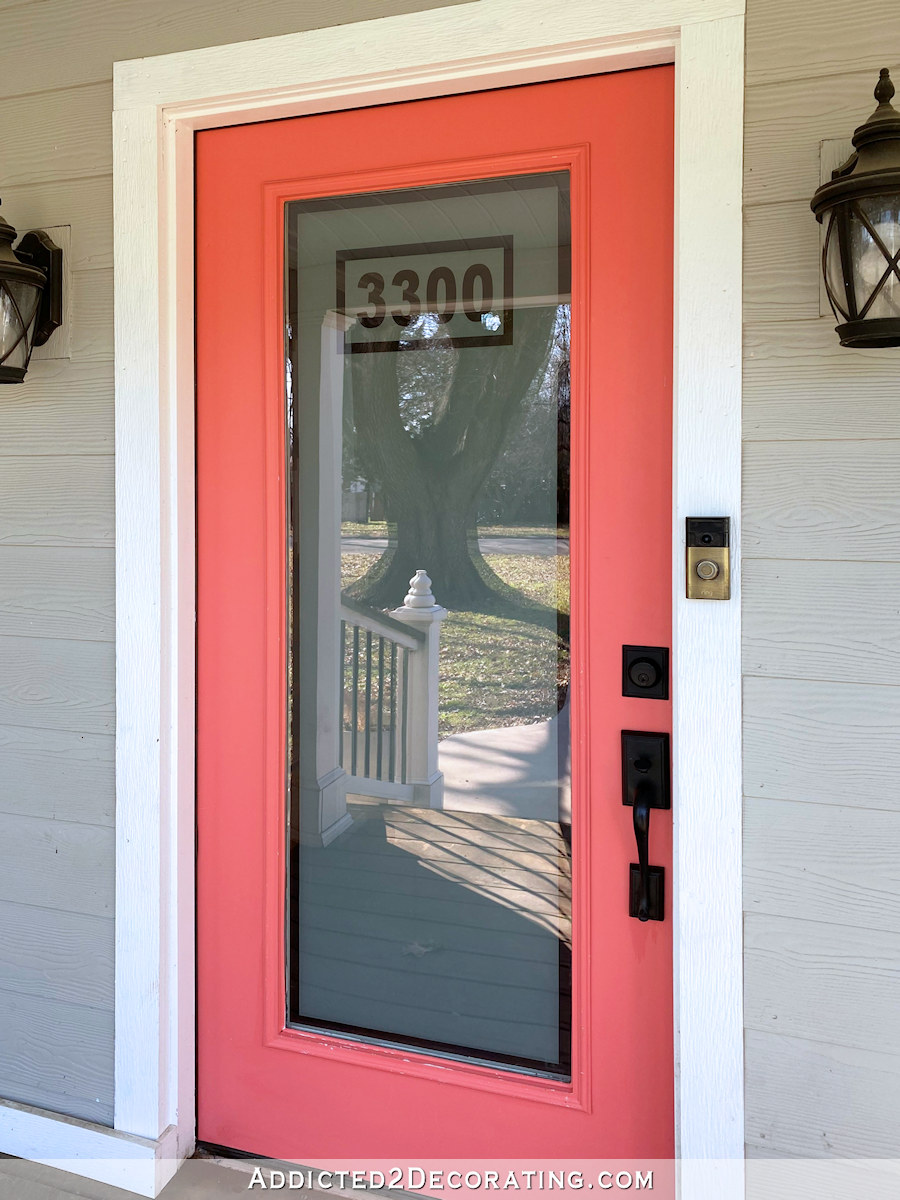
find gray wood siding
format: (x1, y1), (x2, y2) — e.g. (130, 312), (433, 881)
(744, 0), (900, 1165)
(745, 1029), (900, 1158)
(0, 0), (474, 1128)
(0, 902), (114, 1009)
(744, 321), (900, 440)
(744, 676), (900, 810)
(0, 990), (114, 1126)
(0, 548), (114, 641)
(0, 725), (114, 825)
(744, 797), (900, 936)
(743, 559), (900, 684)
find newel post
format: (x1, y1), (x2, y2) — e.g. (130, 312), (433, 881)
(299, 309), (355, 847)
(391, 570), (446, 809)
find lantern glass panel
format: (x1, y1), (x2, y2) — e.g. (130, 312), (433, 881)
(0, 279), (41, 368)
(850, 193), (900, 320)
(823, 213), (851, 320)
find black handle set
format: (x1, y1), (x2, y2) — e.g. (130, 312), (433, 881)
(621, 731), (670, 922)
(620, 645), (671, 922)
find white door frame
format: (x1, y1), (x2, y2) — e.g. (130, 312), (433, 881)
(0, 2), (745, 1196)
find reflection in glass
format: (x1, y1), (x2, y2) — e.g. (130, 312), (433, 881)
(286, 173), (572, 1076)
(824, 194), (900, 322)
(852, 194), (900, 319)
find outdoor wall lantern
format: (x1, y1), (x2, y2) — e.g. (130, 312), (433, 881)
(0, 200), (62, 382)
(811, 68), (900, 348)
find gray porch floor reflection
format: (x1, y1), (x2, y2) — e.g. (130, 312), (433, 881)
(296, 799), (571, 1068)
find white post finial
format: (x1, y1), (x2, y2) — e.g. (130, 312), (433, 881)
(391, 568), (446, 809)
(403, 569), (438, 610)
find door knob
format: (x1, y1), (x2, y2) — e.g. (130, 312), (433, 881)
(622, 731), (670, 922)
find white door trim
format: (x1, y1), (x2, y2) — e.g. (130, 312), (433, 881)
(4, 2), (746, 1195)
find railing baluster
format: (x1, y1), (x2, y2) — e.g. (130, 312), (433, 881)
(351, 625), (360, 777)
(389, 642), (398, 783)
(401, 647), (409, 786)
(339, 577), (441, 798)
(364, 630), (373, 778)
(376, 636), (385, 780)
(339, 619), (346, 769)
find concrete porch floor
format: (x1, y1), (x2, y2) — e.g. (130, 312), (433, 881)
(0, 1152), (313, 1200)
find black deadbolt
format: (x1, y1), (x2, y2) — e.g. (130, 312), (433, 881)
(629, 658), (659, 689)
(622, 645), (669, 700)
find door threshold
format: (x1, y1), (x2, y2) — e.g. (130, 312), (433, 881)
(195, 1145), (421, 1199)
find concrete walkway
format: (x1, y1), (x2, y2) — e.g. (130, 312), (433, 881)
(438, 708), (570, 824)
(342, 536), (568, 557)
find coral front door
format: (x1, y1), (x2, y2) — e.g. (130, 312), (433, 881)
(196, 67), (674, 1163)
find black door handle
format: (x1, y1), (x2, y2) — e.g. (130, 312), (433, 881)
(631, 776), (655, 922)
(622, 731), (670, 922)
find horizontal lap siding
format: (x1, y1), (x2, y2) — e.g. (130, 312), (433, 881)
(743, 0), (900, 1169)
(744, 322), (900, 440)
(744, 798), (900, 935)
(744, 676), (900, 810)
(743, 559), (900, 683)
(745, 1030), (900, 1159)
(744, 914), (900, 1054)
(0, 361), (114, 453)
(746, 0), (900, 87)
(0, 991), (114, 1126)
(0, 548), (114, 642)
(0, 725), (114, 825)
(0, 0), (474, 1128)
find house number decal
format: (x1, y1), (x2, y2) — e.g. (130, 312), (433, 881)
(337, 235), (513, 353)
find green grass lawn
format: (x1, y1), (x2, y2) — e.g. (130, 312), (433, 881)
(341, 551), (569, 737)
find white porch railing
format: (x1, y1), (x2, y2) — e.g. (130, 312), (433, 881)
(302, 313), (447, 845)
(340, 570), (446, 809)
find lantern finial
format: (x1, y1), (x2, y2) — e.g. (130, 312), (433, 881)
(875, 68), (895, 107)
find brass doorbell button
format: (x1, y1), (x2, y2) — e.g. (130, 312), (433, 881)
(686, 517), (731, 600)
(695, 559), (720, 580)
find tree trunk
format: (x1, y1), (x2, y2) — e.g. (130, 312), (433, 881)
(346, 478), (504, 609)
(346, 307), (557, 610)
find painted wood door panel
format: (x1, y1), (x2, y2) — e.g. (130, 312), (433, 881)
(197, 68), (673, 1162)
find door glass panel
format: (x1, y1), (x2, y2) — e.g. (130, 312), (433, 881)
(285, 172), (572, 1077)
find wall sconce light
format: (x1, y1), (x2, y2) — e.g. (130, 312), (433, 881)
(811, 68), (900, 348)
(0, 201), (63, 382)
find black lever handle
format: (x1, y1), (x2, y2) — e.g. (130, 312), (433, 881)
(621, 731), (670, 922)
(631, 776), (655, 922)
